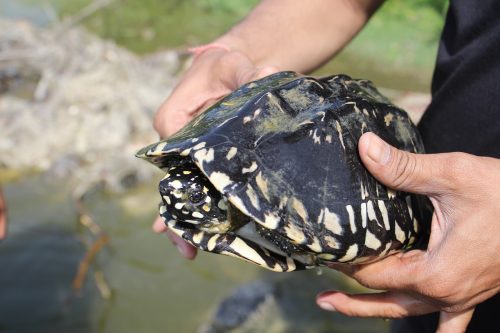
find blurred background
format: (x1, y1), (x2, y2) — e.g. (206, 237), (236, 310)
(0, 1), (446, 332)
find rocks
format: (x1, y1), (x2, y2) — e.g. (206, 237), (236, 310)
(0, 19), (179, 194)
(199, 271), (388, 333)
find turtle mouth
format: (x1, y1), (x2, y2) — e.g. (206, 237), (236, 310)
(160, 202), (314, 272)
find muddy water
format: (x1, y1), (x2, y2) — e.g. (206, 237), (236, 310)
(0, 177), (388, 333)
(0, 177), (258, 332)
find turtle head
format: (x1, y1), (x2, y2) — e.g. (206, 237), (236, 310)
(159, 163), (229, 231)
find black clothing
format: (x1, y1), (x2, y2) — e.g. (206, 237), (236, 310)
(391, 296), (499, 333)
(419, 0), (500, 157)
(392, 0), (500, 331)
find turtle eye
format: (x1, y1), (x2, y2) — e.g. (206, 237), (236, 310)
(187, 188), (206, 205)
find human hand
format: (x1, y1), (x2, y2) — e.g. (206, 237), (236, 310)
(316, 132), (500, 333)
(153, 47), (278, 138)
(152, 46), (278, 258)
(0, 188), (7, 239)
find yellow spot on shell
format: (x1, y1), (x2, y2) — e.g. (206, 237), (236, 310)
(180, 148), (191, 156)
(149, 142), (167, 155)
(228, 238), (268, 267)
(207, 235), (218, 251)
(192, 142), (206, 150)
(246, 186), (260, 210)
(210, 172), (233, 189)
(170, 180), (183, 189)
(255, 172), (270, 202)
(378, 200), (390, 230)
(226, 147), (238, 160)
(192, 232), (203, 245)
(319, 208), (342, 235)
(285, 257), (296, 271)
(346, 205), (357, 233)
(292, 197), (309, 222)
(318, 253), (335, 260)
(192, 211), (204, 219)
(162, 196), (171, 205)
(338, 244), (359, 262)
(336, 121), (345, 149)
(308, 237), (322, 252)
(242, 161), (258, 174)
(361, 202), (367, 228)
(194, 148), (214, 163)
(367, 200), (377, 222)
(384, 113), (394, 126)
(262, 212), (280, 229)
(365, 230), (382, 250)
(284, 222), (306, 244)
(324, 235), (340, 249)
(395, 221), (406, 243)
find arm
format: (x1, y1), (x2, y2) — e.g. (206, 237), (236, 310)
(154, 0), (383, 137)
(215, 0), (383, 73)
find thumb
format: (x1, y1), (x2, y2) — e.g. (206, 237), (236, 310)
(358, 132), (449, 195)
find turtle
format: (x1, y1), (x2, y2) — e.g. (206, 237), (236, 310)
(137, 71), (430, 272)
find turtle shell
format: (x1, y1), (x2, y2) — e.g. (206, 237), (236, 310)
(137, 71), (430, 272)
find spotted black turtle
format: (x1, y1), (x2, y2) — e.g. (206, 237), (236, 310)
(137, 71), (430, 272)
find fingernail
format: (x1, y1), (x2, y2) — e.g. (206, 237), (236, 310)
(366, 134), (390, 165)
(318, 302), (336, 311)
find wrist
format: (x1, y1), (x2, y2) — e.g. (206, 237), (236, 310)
(214, 33), (266, 67)
(188, 43), (231, 60)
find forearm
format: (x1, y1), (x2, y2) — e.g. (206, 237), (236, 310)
(216, 0), (384, 73)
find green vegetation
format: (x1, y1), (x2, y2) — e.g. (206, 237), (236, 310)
(35, 0), (447, 91)
(319, 0), (447, 91)
(42, 0), (260, 53)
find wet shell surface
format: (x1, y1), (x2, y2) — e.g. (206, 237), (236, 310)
(137, 71), (430, 272)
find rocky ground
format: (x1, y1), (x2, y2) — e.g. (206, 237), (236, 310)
(0, 18), (179, 196)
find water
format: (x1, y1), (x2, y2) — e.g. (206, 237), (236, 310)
(0, 177), (388, 332)
(0, 177), (260, 332)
